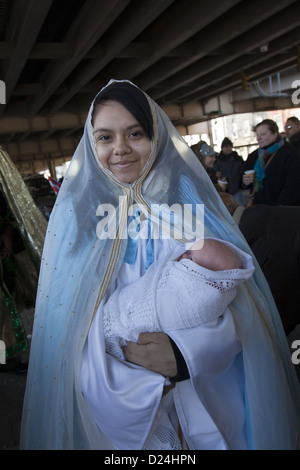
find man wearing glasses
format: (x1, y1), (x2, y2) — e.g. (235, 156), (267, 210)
(284, 117), (300, 153)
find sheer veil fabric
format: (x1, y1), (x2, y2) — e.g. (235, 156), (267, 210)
(21, 80), (300, 450)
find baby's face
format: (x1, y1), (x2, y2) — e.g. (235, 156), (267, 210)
(179, 240), (243, 272)
(178, 249), (203, 265)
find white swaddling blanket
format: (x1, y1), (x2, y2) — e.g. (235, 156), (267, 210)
(103, 246), (254, 360)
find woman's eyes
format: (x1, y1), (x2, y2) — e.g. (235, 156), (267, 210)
(97, 135), (111, 141)
(96, 130), (145, 142)
(129, 130), (145, 138)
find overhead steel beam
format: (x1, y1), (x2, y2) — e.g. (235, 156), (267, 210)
(101, 0), (241, 84)
(0, 112), (86, 136)
(151, 1), (300, 102)
(189, 55), (296, 104)
(165, 26), (300, 103)
(0, 39), (197, 61)
(138, 0), (297, 92)
(0, 41), (73, 59)
(4, 135), (78, 162)
(27, 0), (132, 115)
(0, 0), (54, 117)
(46, 0), (176, 114)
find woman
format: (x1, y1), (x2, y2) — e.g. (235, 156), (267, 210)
(243, 119), (300, 205)
(21, 81), (300, 450)
(191, 141), (218, 185)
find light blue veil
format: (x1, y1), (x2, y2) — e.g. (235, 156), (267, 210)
(20, 80), (300, 450)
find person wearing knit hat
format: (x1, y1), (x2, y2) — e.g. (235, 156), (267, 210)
(221, 137), (233, 148)
(214, 137), (244, 204)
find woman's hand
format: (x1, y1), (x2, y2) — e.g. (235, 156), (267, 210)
(123, 332), (177, 378)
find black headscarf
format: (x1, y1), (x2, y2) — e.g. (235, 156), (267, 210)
(92, 81), (153, 140)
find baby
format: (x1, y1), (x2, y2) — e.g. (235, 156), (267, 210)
(103, 238), (254, 360)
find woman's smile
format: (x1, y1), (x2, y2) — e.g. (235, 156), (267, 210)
(113, 159), (137, 167)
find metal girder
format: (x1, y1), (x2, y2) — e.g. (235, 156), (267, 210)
(193, 55), (296, 104)
(165, 26), (300, 103)
(27, 0), (132, 115)
(0, 0), (300, 167)
(0, 113), (86, 135)
(101, 0), (241, 86)
(150, 0), (300, 102)
(45, 0), (176, 114)
(138, 0), (297, 93)
(0, 41), (73, 59)
(0, 0), (53, 116)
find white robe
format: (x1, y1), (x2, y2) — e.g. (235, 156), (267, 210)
(80, 224), (249, 450)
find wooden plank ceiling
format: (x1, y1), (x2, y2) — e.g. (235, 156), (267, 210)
(0, 0), (299, 172)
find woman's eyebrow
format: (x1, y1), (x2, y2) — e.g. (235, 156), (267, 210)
(93, 123), (141, 135)
(93, 127), (109, 135)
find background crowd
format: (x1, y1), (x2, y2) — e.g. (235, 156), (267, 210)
(191, 117), (300, 375)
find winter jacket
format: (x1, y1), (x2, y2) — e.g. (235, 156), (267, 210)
(243, 144), (300, 206)
(214, 151), (244, 195)
(239, 204), (300, 335)
(288, 131), (300, 154)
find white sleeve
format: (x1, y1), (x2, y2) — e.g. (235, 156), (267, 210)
(103, 260), (161, 344)
(168, 308), (241, 383)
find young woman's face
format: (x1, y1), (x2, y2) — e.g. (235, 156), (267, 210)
(203, 154), (216, 169)
(255, 124), (278, 148)
(93, 100), (151, 184)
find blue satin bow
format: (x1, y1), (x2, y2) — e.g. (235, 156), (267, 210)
(124, 211), (154, 271)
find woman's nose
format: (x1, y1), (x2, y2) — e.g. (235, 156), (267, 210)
(113, 137), (131, 155)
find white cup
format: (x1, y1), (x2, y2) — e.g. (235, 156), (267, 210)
(244, 169), (255, 183)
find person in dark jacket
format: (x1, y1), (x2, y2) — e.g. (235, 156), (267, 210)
(217, 188), (300, 338)
(243, 119), (300, 206)
(214, 137), (244, 204)
(239, 204), (300, 336)
(284, 116), (300, 154)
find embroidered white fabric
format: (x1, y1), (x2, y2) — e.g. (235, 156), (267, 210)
(143, 392), (183, 450)
(103, 248), (254, 360)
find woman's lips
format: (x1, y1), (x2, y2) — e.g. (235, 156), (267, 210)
(113, 160), (136, 168)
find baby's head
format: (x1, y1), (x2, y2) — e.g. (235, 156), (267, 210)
(178, 238), (242, 272)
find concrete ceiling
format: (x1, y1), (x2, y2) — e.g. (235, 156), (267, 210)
(0, 0), (300, 173)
